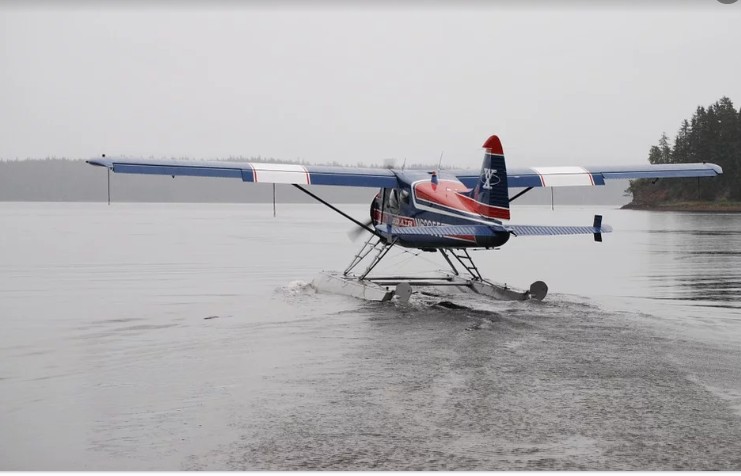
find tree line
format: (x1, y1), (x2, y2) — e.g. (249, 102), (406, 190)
(628, 97), (741, 205)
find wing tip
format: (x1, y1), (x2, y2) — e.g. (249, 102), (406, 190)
(86, 158), (110, 167)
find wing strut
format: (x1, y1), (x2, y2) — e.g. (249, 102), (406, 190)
(291, 184), (384, 239)
(102, 154), (111, 205)
(509, 187), (534, 203)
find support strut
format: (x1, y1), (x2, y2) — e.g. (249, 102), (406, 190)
(343, 234), (396, 280)
(439, 248), (483, 281)
(509, 186), (533, 203)
(292, 184), (382, 238)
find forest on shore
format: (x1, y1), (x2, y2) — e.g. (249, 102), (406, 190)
(626, 97), (741, 211)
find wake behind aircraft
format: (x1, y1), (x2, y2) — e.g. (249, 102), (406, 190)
(88, 134), (722, 303)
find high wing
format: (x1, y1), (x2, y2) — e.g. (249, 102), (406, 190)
(89, 157), (722, 190)
(87, 157), (403, 188)
(451, 163), (723, 189)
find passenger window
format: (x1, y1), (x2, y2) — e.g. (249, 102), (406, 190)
(400, 189), (410, 204)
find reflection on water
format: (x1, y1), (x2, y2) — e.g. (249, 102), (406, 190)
(1, 203), (741, 470)
(643, 213), (741, 311)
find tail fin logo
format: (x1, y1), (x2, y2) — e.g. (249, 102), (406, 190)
(482, 168), (499, 190)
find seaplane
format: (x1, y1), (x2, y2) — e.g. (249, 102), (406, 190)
(87, 134), (722, 303)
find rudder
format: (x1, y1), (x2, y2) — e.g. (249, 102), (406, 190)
(469, 135), (510, 220)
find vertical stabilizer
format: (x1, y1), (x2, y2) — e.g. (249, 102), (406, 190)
(469, 135), (510, 220)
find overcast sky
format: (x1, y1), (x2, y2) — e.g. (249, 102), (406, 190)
(1, 1), (739, 168)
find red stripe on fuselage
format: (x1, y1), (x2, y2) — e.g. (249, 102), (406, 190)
(413, 180), (510, 220)
(446, 234), (476, 243)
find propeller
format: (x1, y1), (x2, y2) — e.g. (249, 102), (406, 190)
(346, 158), (398, 240)
(348, 218), (375, 241)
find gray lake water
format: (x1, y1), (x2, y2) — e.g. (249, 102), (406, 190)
(1, 201), (740, 470)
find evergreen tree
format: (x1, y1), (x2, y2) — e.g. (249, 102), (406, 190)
(629, 97), (740, 205)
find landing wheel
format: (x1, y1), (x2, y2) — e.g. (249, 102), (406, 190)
(529, 281), (548, 301)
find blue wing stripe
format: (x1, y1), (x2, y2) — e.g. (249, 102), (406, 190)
(505, 175), (543, 188)
(308, 172), (399, 188)
(241, 169), (255, 182)
(591, 173), (606, 185)
(111, 163), (244, 179)
(599, 169), (720, 179)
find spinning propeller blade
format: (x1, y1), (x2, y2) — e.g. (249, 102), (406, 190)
(348, 218), (374, 241)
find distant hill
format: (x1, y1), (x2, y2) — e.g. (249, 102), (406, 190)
(0, 158), (630, 206)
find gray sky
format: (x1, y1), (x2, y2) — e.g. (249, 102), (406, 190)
(1, 2), (740, 169)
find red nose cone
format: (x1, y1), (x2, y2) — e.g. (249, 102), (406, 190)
(482, 135), (504, 155)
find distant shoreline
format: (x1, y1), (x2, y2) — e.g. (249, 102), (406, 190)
(622, 201), (741, 213)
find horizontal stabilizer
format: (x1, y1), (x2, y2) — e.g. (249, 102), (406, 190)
(378, 224), (505, 237)
(378, 219), (612, 239)
(504, 222), (612, 238)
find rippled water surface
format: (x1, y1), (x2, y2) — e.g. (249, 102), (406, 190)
(1, 202), (740, 470)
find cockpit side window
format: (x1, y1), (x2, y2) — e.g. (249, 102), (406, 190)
(400, 189), (410, 205)
(383, 188), (401, 214)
